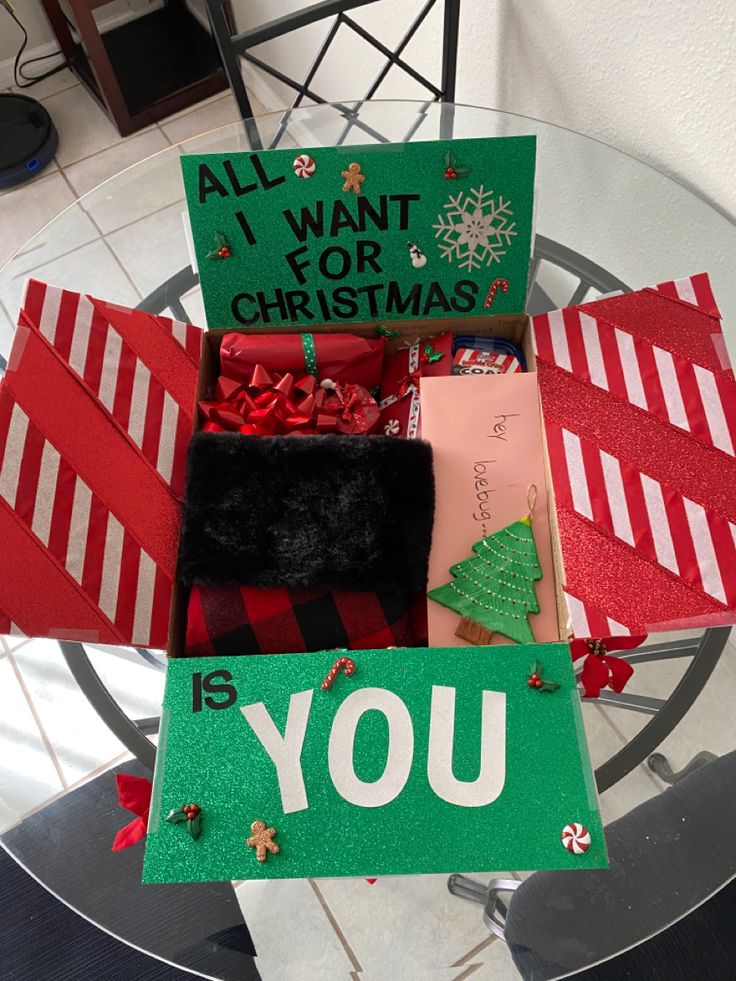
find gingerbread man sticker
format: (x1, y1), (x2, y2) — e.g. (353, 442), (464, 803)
(341, 162), (365, 194)
(247, 820), (280, 862)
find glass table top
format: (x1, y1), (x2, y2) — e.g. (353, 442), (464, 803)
(1, 100), (735, 980)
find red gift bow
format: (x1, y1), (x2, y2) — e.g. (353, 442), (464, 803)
(199, 366), (379, 436)
(112, 773), (152, 851)
(570, 636), (645, 698)
(396, 369), (422, 399)
(324, 382), (380, 434)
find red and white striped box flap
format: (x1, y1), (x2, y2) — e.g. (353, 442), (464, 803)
(532, 272), (736, 638)
(0, 280), (204, 648)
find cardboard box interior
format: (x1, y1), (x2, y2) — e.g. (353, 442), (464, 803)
(167, 314), (571, 657)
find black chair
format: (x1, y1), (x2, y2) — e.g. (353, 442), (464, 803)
(448, 750), (736, 979)
(1, 759), (259, 980)
(203, 0), (461, 147)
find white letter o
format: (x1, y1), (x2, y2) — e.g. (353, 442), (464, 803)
(328, 687), (414, 807)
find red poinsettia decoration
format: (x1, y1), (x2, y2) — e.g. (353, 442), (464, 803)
(570, 637), (644, 698)
(112, 773), (152, 851)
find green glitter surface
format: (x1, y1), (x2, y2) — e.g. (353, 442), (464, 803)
(181, 136), (536, 329)
(143, 644), (606, 883)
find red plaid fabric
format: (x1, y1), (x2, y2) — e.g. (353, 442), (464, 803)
(184, 585), (416, 656)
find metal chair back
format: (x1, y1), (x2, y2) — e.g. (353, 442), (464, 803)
(204, 0), (461, 147)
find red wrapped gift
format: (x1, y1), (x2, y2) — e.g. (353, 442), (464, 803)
(378, 333), (453, 438)
(219, 332), (384, 390)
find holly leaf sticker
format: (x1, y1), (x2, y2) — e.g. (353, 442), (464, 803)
(444, 149), (454, 168)
(188, 814), (203, 840)
(540, 680), (560, 693)
(166, 807), (188, 825)
(214, 231), (228, 247)
(453, 164), (472, 177)
(206, 249), (221, 260)
(531, 660), (542, 676)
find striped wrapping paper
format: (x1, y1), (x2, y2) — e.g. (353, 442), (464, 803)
(0, 280), (203, 648)
(532, 272), (736, 637)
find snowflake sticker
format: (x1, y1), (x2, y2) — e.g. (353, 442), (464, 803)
(433, 185), (517, 271)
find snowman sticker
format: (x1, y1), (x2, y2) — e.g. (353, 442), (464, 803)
(407, 242), (427, 269)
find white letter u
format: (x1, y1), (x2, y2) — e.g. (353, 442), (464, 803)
(427, 686), (506, 807)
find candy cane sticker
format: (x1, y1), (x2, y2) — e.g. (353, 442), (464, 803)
(484, 278), (509, 309)
(321, 656), (356, 691)
(561, 822), (591, 854)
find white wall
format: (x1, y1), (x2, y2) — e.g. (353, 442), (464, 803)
(464, 0), (736, 222)
(0, 0), (158, 81)
(233, 0), (736, 221)
(1, 0), (60, 61)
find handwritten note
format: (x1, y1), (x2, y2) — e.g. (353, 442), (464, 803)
(421, 374), (560, 647)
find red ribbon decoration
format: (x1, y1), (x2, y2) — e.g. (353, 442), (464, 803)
(199, 366), (379, 436)
(112, 773), (152, 851)
(396, 370), (422, 399)
(570, 636), (644, 698)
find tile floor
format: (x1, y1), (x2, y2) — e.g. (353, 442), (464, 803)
(0, 67), (249, 272)
(2, 70), (736, 980)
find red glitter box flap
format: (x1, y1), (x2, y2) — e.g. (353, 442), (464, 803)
(532, 273), (736, 638)
(0, 280), (203, 647)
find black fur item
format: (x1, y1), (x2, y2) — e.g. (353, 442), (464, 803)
(178, 433), (435, 592)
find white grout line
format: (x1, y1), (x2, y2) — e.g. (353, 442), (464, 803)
(154, 120), (175, 146)
(4, 637), (31, 655)
(99, 236), (143, 301)
(7, 651), (69, 790)
(6, 749), (132, 830)
(307, 878), (364, 976)
(451, 933), (497, 969)
(0, 166), (66, 200)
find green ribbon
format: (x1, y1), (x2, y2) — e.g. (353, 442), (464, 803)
(301, 333), (317, 376)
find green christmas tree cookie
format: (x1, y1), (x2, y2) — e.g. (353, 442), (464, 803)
(428, 513), (542, 645)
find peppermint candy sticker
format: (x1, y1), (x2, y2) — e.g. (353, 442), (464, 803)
(561, 823), (591, 855)
(293, 154), (316, 178)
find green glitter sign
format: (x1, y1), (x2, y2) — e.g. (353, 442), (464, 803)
(181, 136), (536, 328)
(144, 644), (606, 883)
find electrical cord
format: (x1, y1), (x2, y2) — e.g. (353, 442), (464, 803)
(1, 0), (70, 89)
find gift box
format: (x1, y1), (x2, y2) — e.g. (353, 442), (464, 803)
(378, 332), (453, 438)
(219, 331), (384, 390)
(2, 274), (734, 654)
(3, 270), (735, 887)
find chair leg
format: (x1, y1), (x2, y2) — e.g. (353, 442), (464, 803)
(647, 750), (718, 784)
(447, 874), (487, 905)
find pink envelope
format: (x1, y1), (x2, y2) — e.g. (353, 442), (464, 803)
(421, 373), (560, 647)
